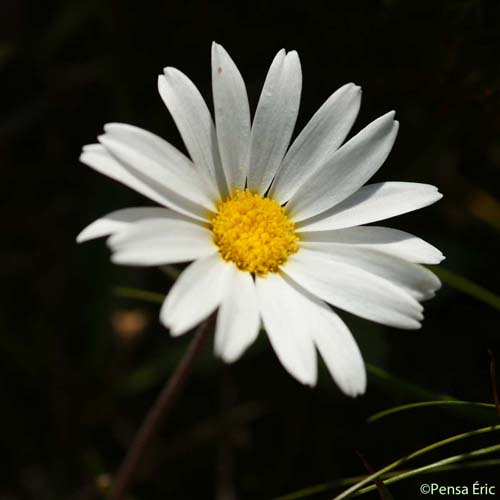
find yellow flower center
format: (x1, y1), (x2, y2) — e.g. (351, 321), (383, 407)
(210, 189), (299, 276)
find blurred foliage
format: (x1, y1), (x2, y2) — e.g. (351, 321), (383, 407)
(1, 0), (500, 499)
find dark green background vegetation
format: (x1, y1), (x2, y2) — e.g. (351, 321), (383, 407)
(2, 0), (499, 498)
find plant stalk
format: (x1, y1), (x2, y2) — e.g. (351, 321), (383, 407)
(110, 315), (215, 500)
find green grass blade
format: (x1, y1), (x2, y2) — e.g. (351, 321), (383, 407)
(367, 400), (496, 423)
(272, 483), (336, 500)
(354, 444), (500, 497)
(272, 459), (500, 500)
(333, 424), (500, 500)
(355, 451), (395, 500)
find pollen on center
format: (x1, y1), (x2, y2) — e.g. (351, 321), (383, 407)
(210, 189), (299, 276)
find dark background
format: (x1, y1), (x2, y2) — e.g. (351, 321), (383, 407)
(2, 1), (500, 499)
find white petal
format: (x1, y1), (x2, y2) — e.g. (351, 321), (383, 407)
(300, 244), (441, 301)
(281, 279), (366, 396)
(270, 83), (362, 203)
(246, 50), (302, 194)
(161, 255), (231, 336)
(107, 218), (215, 266)
(311, 306), (366, 397)
(158, 68), (227, 196)
(283, 249), (423, 329)
(101, 123), (218, 207)
(76, 207), (190, 243)
(211, 42), (251, 192)
(255, 273), (317, 386)
(215, 267), (260, 362)
(288, 112), (399, 221)
(80, 145), (209, 221)
(298, 182), (443, 232)
(298, 226), (444, 264)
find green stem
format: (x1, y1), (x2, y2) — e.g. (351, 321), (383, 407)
(110, 315), (214, 499)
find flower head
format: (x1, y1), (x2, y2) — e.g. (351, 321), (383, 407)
(211, 189), (299, 275)
(77, 43), (444, 396)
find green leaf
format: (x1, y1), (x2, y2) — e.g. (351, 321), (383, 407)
(367, 364), (497, 424)
(367, 363), (453, 401)
(113, 286), (165, 304)
(432, 267), (500, 312)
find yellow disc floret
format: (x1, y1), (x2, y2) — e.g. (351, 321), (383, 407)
(210, 189), (299, 276)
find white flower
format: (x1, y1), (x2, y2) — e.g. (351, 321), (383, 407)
(77, 43), (444, 396)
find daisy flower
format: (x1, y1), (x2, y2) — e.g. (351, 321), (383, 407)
(77, 43), (444, 396)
